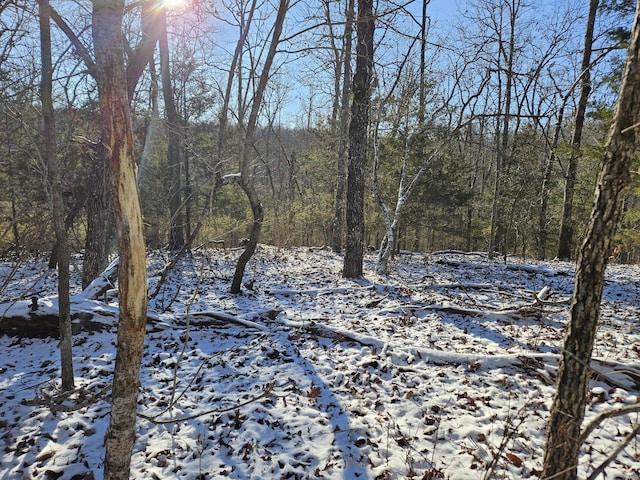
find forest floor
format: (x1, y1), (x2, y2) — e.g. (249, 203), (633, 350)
(1, 246), (640, 480)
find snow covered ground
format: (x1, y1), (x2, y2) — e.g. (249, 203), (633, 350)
(1, 246), (640, 479)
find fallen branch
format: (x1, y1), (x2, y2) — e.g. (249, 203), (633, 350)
(579, 402), (640, 445)
(76, 258), (118, 301)
(186, 310), (276, 332)
(280, 317), (385, 348)
(21, 383), (112, 413)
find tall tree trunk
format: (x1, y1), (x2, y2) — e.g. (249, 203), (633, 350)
(39, 0), (74, 391)
(418, 0), (430, 126)
(72, 0), (161, 287)
(158, 4), (185, 250)
(343, 0), (375, 278)
(331, 0), (354, 253)
(542, 3), (640, 477)
(93, 1), (149, 479)
(230, 0), (289, 293)
(538, 91), (569, 260)
(557, 0), (598, 260)
(489, 2), (516, 258)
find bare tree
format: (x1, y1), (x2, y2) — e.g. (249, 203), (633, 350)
(158, 3), (185, 251)
(49, 1), (163, 287)
(343, 0), (375, 278)
(542, 2), (640, 477)
(556, 0), (599, 260)
(92, 1), (148, 478)
(230, 0), (290, 293)
(38, 0), (74, 391)
(329, 0), (354, 253)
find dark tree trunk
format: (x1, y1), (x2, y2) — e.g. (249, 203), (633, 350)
(230, 0), (289, 294)
(557, 0), (598, 260)
(39, 0), (74, 391)
(538, 99), (567, 260)
(343, 0), (374, 278)
(93, 1), (149, 479)
(489, 3), (515, 259)
(82, 141), (114, 289)
(159, 4), (184, 251)
(330, 0), (354, 253)
(217, 0), (257, 162)
(542, 3), (640, 477)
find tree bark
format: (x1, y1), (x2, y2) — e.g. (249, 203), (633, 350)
(159, 4), (185, 251)
(39, 0), (74, 391)
(82, 142), (114, 289)
(343, 0), (375, 278)
(217, 0), (257, 162)
(92, 1), (149, 479)
(542, 2), (640, 477)
(53, 0), (162, 288)
(557, 0), (598, 260)
(330, 0), (354, 253)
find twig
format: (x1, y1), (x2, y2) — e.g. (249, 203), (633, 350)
(137, 381), (280, 425)
(22, 383), (113, 413)
(579, 402), (640, 445)
(585, 423), (640, 480)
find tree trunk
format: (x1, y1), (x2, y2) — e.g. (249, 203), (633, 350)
(557, 0), (598, 260)
(489, 3), (516, 259)
(230, 0), (289, 294)
(69, 0), (160, 288)
(39, 0), (74, 391)
(82, 142), (114, 289)
(343, 0), (374, 278)
(330, 0), (354, 253)
(542, 3), (640, 477)
(217, 0), (257, 162)
(538, 98), (567, 260)
(159, 4), (185, 251)
(93, 1), (149, 479)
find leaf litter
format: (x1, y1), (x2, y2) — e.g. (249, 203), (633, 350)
(1, 246), (640, 479)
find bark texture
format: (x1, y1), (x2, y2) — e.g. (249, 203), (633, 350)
(542, 3), (640, 478)
(79, 0), (162, 287)
(92, 1), (148, 479)
(343, 0), (374, 278)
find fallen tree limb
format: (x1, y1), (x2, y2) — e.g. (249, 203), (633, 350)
(21, 382), (112, 413)
(579, 402), (640, 445)
(185, 310), (277, 332)
(76, 258), (118, 301)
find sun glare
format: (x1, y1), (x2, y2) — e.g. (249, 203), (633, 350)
(163, 0), (185, 9)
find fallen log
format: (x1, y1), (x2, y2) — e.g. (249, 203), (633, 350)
(0, 310), (114, 338)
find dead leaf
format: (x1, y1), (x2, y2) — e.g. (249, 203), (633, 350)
(308, 386), (321, 399)
(505, 452), (523, 467)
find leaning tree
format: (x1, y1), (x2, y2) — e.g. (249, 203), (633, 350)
(542, 1), (640, 478)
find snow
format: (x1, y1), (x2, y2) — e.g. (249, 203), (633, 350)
(1, 246), (640, 479)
